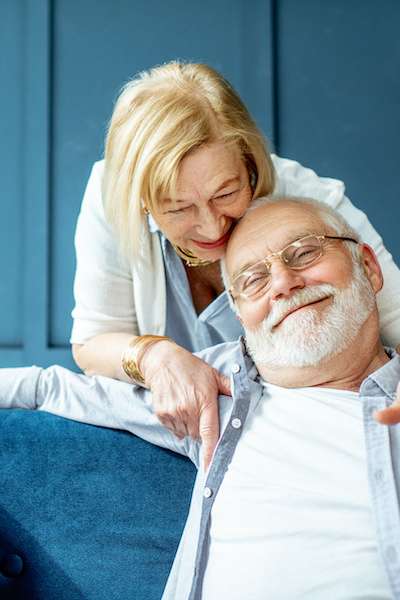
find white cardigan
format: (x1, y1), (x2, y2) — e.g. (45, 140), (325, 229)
(71, 155), (400, 346)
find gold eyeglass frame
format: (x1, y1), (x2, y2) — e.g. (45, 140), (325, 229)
(229, 233), (358, 301)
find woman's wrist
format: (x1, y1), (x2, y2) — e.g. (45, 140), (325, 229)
(121, 335), (172, 386)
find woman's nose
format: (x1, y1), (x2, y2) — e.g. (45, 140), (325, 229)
(196, 207), (226, 239)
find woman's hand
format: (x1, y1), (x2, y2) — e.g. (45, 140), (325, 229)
(374, 382), (400, 425)
(140, 340), (231, 470)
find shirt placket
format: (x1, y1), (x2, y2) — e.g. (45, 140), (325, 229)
(188, 356), (253, 600)
(363, 391), (400, 599)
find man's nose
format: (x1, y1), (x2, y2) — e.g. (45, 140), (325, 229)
(268, 262), (305, 301)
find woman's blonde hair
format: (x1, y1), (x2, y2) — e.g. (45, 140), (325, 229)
(103, 61), (276, 257)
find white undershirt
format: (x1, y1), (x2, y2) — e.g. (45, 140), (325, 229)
(201, 383), (392, 599)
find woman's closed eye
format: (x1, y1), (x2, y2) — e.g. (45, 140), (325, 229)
(214, 189), (239, 202)
(166, 205), (193, 215)
(165, 191), (238, 214)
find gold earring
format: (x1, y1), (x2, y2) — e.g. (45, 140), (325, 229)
(172, 245), (214, 267)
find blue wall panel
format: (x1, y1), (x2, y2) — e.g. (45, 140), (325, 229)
(0, 1), (24, 348)
(275, 0), (400, 260)
(1, 0), (399, 368)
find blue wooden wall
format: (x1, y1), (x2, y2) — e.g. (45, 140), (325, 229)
(1, 0), (399, 368)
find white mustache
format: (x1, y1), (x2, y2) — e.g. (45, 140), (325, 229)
(266, 284), (335, 330)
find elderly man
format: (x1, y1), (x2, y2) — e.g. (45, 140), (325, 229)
(1, 196), (400, 599)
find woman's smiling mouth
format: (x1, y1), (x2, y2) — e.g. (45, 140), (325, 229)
(192, 228), (233, 250)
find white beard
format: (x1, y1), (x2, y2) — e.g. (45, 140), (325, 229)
(244, 261), (376, 368)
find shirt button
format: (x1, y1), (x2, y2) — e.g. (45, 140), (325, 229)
(231, 418), (242, 429)
(232, 363), (241, 374)
(374, 469), (384, 483)
(203, 487), (213, 499)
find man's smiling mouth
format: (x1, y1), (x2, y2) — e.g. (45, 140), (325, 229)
(273, 296), (332, 329)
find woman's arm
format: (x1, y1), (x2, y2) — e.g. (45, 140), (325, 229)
(72, 334), (134, 381)
(71, 161), (139, 377)
(74, 333), (230, 469)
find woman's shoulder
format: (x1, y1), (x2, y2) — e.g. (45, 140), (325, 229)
(90, 158), (105, 175)
(84, 159), (105, 196)
(271, 153), (346, 208)
(77, 160), (109, 228)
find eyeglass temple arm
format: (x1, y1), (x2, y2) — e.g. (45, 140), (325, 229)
(324, 235), (359, 244)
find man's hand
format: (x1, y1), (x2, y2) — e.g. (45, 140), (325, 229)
(140, 340), (231, 470)
(374, 382), (400, 425)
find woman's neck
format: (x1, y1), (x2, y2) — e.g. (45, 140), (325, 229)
(184, 261), (224, 314)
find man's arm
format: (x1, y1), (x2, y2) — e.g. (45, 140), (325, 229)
(0, 366), (199, 464)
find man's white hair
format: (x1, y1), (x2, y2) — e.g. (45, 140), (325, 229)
(220, 194), (362, 310)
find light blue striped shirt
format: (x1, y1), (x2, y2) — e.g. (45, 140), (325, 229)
(149, 216), (243, 352)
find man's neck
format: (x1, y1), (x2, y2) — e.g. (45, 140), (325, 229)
(256, 313), (390, 392)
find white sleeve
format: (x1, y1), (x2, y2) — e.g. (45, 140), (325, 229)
(272, 154), (400, 346)
(70, 161), (139, 344)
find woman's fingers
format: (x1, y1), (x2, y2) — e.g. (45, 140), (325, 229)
(199, 398), (220, 471)
(155, 404), (189, 438)
(216, 371), (231, 396)
(142, 342), (227, 468)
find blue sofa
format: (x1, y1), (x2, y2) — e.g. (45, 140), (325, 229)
(0, 409), (196, 599)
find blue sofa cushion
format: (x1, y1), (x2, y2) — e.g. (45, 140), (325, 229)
(0, 409), (196, 599)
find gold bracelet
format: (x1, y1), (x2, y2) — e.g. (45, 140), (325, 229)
(121, 335), (171, 386)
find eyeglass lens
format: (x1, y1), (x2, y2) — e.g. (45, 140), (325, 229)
(234, 236), (323, 299)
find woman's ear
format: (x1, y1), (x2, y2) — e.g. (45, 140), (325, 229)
(359, 243), (383, 293)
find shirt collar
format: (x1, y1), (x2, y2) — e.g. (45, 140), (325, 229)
(238, 336), (260, 382)
(360, 348), (400, 401)
(240, 337), (399, 402)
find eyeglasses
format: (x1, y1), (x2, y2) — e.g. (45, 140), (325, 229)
(229, 234), (358, 301)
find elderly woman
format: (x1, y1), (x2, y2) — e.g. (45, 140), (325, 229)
(71, 62), (400, 466)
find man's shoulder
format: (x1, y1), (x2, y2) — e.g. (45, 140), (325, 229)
(362, 349), (400, 400)
(194, 339), (246, 376)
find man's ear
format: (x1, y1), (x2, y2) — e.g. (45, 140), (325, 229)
(359, 243), (383, 293)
